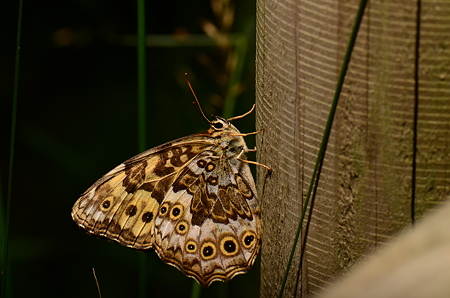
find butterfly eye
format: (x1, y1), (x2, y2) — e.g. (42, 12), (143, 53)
(212, 122), (223, 129)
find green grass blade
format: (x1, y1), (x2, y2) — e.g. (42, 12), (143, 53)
(190, 282), (201, 298)
(277, 1), (368, 297)
(2, 0), (24, 297)
(222, 16), (254, 120)
(137, 0), (147, 297)
(411, 0), (421, 226)
(222, 35), (248, 119)
(137, 0), (147, 153)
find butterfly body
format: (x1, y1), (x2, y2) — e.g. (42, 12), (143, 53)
(72, 116), (261, 287)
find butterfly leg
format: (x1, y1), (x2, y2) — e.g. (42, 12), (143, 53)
(238, 158), (272, 172)
(247, 146), (257, 152)
(236, 147), (271, 171)
(230, 128), (264, 137)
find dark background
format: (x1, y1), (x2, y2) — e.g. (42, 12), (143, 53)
(1, 0), (258, 297)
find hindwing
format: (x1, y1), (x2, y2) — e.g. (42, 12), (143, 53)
(152, 151), (261, 286)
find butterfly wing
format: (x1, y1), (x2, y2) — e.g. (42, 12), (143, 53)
(71, 135), (214, 249)
(72, 115), (263, 287)
(152, 151), (261, 286)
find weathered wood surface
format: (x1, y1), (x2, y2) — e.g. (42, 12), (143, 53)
(321, 197), (450, 298)
(255, 0), (450, 297)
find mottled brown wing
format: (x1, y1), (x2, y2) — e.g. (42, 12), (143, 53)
(71, 135), (214, 249)
(152, 151), (261, 286)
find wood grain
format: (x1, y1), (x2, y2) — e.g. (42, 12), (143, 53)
(256, 0), (450, 297)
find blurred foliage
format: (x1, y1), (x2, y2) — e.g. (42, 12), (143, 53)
(0, 0), (258, 297)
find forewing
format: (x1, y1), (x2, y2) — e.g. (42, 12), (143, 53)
(71, 135), (213, 249)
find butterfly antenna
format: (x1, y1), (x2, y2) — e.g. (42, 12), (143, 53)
(185, 73), (211, 124)
(228, 104), (256, 121)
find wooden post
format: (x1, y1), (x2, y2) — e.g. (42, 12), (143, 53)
(255, 0), (450, 297)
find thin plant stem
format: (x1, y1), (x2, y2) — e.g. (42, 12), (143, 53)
(222, 35), (248, 119)
(137, 0), (147, 152)
(277, 1), (368, 297)
(2, 1), (24, 297)
(411, 0), (421, 226)
(137, 0), (147, 297)
(92, 268), (103, 298)
(190, 282), (201, 298)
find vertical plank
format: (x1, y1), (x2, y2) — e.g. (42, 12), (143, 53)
(256, 0), (450, 297)
(416, 0), (450, 216)
(257, 0), (344, 296)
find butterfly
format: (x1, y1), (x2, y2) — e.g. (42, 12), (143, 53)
(71, 78), (269, 287)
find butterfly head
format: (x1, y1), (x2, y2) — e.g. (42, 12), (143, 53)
(208, 116), (239, 134)
(207, 116), (249, 159)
